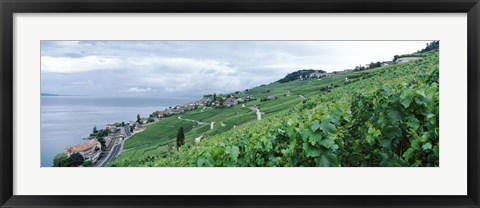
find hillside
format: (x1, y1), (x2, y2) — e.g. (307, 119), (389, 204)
(110, 69), (349, 166)
(109, 49), (439, 167)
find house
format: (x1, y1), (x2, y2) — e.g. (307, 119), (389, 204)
(185, 105), (195, 111)
(267, 96), (276, 100)
(158, 111), (165, 118)
(309, 71), (326, 79)
(166, 107), (184, 115)
(395, 57), (423, 64)
(64, 139), (102, 162)
(381, 61), (393, 67)
(225, 97), (238, 107)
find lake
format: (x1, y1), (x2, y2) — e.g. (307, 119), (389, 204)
(41, 96), (197, 167)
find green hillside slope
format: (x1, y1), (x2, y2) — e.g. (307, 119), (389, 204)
(110, 50), (439, 167)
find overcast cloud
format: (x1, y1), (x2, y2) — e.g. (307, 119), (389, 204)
(41, 40), (431, 98)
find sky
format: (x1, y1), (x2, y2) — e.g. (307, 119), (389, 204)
(41, 40), (431, 98)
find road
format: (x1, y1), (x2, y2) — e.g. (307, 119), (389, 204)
(177, 116), (205, 125)
(95, 125), (131, 167)
(98, 144), (121, 166)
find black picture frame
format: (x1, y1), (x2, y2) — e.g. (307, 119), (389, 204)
(1, 0), (479, 207)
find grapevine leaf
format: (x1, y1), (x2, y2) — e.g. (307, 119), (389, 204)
(303, 143), (321, 157)
(400, 91), (414, 108)
(382, 85), (392, 95)
(433, 145), (439, 157)
(197, 156), (212, 167)
(422, 142), (432, 151)
(311, 120), (321, 132)
(319, 138), (338, 150)
(402, 148), (415, 160)
(317, 155), (331, 167)
(406, 116), (420, 130)
(385, 126), (402, 139)
(316, 151), (338, 167)
(380, 140), (391, 149)
(230, 146), (240, 160)
(301, 129), (314, 142)
(388, 110), (402, 123)
(366, 127), (381, 145)
(366, 135), (375, 145)
(319, 121), (336, 134)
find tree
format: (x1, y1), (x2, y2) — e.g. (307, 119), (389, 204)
(121, 122), (125, 127)
(393, 55), (400, 62)
(54, 153), (85, 167)
(419, 41), (439, 53)
(53, 153), (68, 167)
(93, 125), (98, 133)
(213, 93), (217, 101)
(82, 161), (93, 167)
(97, 137), (106, 150)
(64, 153), (85, 167)
(176, 127), (185, 150)
(137, 114), (141, 123)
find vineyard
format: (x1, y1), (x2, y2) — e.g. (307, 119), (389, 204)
(110, 50), (439, 167)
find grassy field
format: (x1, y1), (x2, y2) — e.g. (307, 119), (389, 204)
(109, 71), (351, 166)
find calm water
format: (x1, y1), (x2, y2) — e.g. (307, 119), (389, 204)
(41, 96), (196, 167)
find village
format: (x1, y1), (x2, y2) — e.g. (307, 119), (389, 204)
(58, 92), (261, 167)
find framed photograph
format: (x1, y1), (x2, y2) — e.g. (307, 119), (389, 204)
(1, 0), (479, 207)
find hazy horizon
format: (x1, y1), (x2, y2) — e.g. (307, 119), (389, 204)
(41, 40), (431, 98)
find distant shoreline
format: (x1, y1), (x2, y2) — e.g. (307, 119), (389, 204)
(41, 93), (60, 96)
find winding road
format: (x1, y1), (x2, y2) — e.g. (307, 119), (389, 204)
(97, 144), (122, 167)
(95, 125), (131, 167)
(178, 116), (205, 125)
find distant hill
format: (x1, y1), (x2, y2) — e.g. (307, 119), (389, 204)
(278, 69), (327, 83)
(41, 93), (60, 96)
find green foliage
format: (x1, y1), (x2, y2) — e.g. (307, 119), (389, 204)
(66, 153), (85, 167)
(90, 128), (108, 139)
(53, 153), (68, 167)
(83, 160), (94, 167)
(368, 61), (382, 69)
(53, 153), (85, 167)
